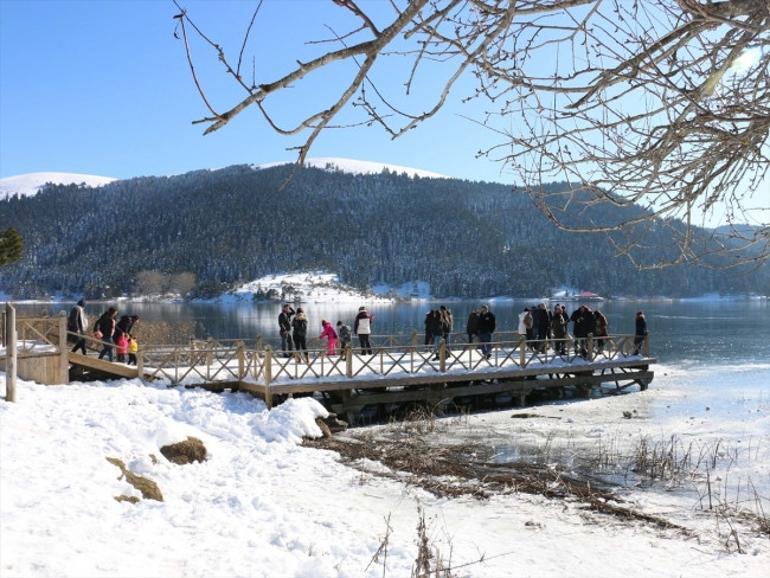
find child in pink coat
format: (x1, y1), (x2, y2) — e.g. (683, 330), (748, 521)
(115, 333), (129, 363)
(319, 320), (338, 355)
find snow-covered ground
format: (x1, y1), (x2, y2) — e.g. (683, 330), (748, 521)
(1, 361), (768, 577)
(255, 157), (448, 179)
(217, 272), (393, 304)
(0, 172), (117, 200)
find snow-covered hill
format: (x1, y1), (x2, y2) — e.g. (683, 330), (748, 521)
(220, 271), (393, 304)
(255, 157), (447, 179)
(0, 172), (117, 200)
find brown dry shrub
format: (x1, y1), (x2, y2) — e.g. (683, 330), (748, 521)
(106, 457), (163, 502)
(160, 436), (207, 465)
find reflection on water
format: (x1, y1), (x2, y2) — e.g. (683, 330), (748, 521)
(16, 299), (769, 364)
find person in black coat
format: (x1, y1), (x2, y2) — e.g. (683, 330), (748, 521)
(633, 311), (648, 355)
(115, 315), (139, 341)
(476, 305), (496, 359)
(278, 303), (295, 357)
(424, 310), (443, 359)
(94, 307), (117, 361)
(466, 309), (479, 343)
(533, 303), (551, 353)
(291, 308), (309, 362)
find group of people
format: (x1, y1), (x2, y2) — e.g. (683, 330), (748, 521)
(278, 303), (373, 361)
(67, 300), (140, 364)
(464, 303), (647, 358)
(515, 303), (609, 357)
(275, 301), (648, 362)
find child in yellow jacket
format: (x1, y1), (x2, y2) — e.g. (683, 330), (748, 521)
(127, 336), (139, 366)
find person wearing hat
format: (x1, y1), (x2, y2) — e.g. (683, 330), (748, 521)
(67, 299), (88, 355)
(353, 306), (373, 355)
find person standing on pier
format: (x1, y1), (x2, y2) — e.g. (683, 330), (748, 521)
(476, 304), (496, 359)
(466, 309), (479, 343)
(594, 310), (609, 354)
(291, 308), (309, 363)
(337, 320), (351, 359)
(518, 307), (534, 350)
(67, 299), (88, 355)
(633, 311), (647, 355)
(551, 305), (567, 355)
(424, 310), (443, 360)
(278, 303), (295, 358)
(354, 306), (373, 355)
(439, 305), (453, 346)
(319, 320), (338, 356)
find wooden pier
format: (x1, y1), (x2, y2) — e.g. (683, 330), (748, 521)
(2, 311), (655, 420)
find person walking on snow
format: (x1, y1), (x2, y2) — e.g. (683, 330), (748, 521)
(319, 320), (338, 356)
(353, 306), (373, 355)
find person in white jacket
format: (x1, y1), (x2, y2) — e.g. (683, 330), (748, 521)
(353, 306), (373, 354)
(518, 307), (533, 349)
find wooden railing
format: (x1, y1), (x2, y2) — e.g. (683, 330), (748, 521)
(61, 323), (650, 404)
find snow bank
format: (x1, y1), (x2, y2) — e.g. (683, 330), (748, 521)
(1, 366), (768, 577)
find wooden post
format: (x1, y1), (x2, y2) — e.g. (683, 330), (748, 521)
(346, 345), (353, 378)
(643, 333), (650, 357)
(237, 341), (245, 380)
(57, 311), (69, 384)
(255, 335), (264, 351)
(410, 331), (418, 347)
(206, 337), (214, 366)
(264, 346), (273, 408)
(519, 336), (526, 367)
(586, 335), (593, 359)
(439, 339), (446, 372)
(5, 303), (16, 402)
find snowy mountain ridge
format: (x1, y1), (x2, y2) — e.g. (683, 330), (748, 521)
(254, 157), (448, 179)
(0, 172), (117, 200)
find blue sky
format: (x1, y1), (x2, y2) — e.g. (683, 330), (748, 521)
(0, 0), (508, 182)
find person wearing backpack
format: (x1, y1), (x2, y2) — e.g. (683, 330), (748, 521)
(336, 320), (352, 359)
(67, 299), (88, 355)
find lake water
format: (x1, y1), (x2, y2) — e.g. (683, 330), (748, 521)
(17, 298), (770, 365)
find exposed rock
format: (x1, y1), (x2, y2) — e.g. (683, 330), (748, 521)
(160, 436), (207, 465)
(321, 413), (348, 433)
(315, 417), (332, 438)
(106, 457), (163, 502)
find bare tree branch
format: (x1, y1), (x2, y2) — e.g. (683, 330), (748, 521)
(173, 0), (770, 268)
